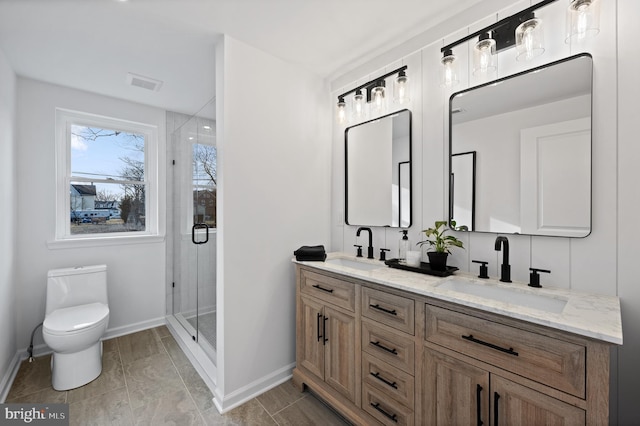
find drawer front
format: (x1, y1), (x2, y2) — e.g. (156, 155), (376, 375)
(300, 269), (355, 312)
(425, 304), (586, 398)
(362, 287), (415, 335)
(363, 383), (414, 426)
(362, 319), (415, 375)
(363, 352), (414, 408)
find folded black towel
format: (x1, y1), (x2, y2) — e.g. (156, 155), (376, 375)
(294, 245), (327, 261)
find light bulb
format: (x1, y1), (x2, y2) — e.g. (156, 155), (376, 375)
(566, 0), (600, 43)
(353, 89), (364, 119)
(336, 97), (347, 124)
(370, 81), (386, 115)
(394, 70), (410, 104)
(441, 49), (459, 88)
(516, 13), (545, 61)
(473, 33), (496, 76)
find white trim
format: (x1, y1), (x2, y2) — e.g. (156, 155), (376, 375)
(0, 352), (22, 403)
(54, 108), (160, 241)
(47, 234), (165, 249)
(213, 363), (295, 414)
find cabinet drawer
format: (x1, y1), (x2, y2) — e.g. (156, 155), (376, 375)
(362, 319), (415, 375)
(363, 383), (414, 426)
(363, 352), (414, 408)
(362, 287), (415, 335)
(425, 304), (586, 398)
(300, 269), (355, 312)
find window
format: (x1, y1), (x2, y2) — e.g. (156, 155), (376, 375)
(192, 143), (217, 228)
(55, 109), (159, 240)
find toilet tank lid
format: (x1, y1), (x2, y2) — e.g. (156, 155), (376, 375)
(48, 265), (107, 277)
(44, 303), (109, 333)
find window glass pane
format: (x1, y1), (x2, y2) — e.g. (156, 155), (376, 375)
(71, 125), (145, 181)
(69, 124), (146, 235)
(192, 144), (216, 228)
(70, 182), (146, 234)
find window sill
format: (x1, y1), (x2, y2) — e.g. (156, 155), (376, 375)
(47, 234), (165, 250)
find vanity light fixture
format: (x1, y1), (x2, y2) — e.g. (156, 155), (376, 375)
(472, 32), (497, 76)
(441, 49), (459, 88)
(515, 12), (545, 61)
(566, 0), (600, 42)
(335, 65), (408, 124)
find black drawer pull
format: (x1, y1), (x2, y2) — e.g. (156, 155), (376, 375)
(370, 341), (398, 355)
(312, 284), (334, 293)
(462, 334), (519, 356)
(370, 402), (398, 423)
(370, 372), (398, 389)
(369, 304), (398, 316)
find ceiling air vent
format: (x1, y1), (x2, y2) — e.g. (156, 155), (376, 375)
(126, 72), (163, 92)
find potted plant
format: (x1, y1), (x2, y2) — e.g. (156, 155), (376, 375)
(418, 220), (465, 271)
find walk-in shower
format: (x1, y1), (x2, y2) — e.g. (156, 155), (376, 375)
(166, 99), (217, 389)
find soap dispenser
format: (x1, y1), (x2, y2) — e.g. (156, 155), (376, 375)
(399, 230), (410, 263)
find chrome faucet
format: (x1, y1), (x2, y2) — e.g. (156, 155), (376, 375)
(494, 236), (511, 283)
(356, 227), (374, 259)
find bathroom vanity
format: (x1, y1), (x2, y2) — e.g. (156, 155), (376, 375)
(292, 254), (622, 426)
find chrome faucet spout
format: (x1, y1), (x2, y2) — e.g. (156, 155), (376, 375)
(356, 227), (374, 259)
(494, 236), (511, 283)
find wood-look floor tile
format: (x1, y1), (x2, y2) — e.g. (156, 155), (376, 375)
(69, 387), (133, 426)
(131, 388), (203, 426)
(5, 355), (53, 399)
(272, 394), (350, 426)
(255, 380), (306, 416)
(201, 399), (277, 426)
(67, 350), (125, 403)
(117, 328), (164, 365)
(124, 352), (185, 410)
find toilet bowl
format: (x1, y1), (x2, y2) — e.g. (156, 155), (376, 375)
(42, 265), (109, 391)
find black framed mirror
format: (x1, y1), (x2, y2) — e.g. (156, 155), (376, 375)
(345, 109), (412, 227)
(449, 53), (592, 237)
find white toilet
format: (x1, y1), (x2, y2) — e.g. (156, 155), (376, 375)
(42, 265), (109, 391)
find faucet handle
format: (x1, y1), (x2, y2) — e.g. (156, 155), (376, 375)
(529, 267), (551, 288)
(354, 245), (363, 258)
(379, 248), (390, 261)
(472, 260), (489, 279)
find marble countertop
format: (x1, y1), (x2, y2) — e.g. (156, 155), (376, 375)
(294, 252), (623, 345)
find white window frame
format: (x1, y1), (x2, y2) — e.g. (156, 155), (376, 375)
(54, 108), (160, 243)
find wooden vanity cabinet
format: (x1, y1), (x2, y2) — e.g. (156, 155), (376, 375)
(293, 265), (613, 426)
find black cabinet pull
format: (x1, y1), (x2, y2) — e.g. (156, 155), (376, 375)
(370, 341), (398, 355)
(370, 372), (398, 389)
(323, 316), (328, 344)
(476, 384), (483, 426)
(461, 334), (518, 356)
(316, 313), (322, 342)
(369, 304), (398, 316)
(494, 392), (500, 426)
(312, 284), (334, 293)
(370, 403), (398, 423)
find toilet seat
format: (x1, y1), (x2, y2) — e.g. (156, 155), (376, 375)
(44, 302), (109, 336)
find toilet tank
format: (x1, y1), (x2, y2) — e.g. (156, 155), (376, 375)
(46, 265), (108, 315)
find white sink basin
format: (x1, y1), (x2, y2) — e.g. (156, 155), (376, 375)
(325, 258), (383, 272)
(437, 278), (567, 313)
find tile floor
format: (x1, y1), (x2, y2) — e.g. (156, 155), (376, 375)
(5, 326), (350, 425)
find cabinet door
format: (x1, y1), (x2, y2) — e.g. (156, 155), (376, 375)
(324, 306), (357, 402)
(299, 296), (325, 380)
(491, 375), (585, 426)
(423, 348), (489, 426)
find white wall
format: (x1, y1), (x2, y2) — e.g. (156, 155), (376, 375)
(0, 47), (18, 399)
(215, 36), (331, 410)
(15, 78), (167, 352)
(331, 0), (636, 422)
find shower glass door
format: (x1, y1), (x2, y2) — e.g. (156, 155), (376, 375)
(170, 102), (217, 360)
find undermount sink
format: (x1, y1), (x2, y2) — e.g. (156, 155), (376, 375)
(436, 278), (567, 313)
(325, 257), (383, 272)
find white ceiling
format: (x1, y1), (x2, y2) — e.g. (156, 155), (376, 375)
(0, 0), (484, 118)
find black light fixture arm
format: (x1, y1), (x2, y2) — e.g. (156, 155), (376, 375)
(440, 0), (558, 53)
(337, 65), (408, 102)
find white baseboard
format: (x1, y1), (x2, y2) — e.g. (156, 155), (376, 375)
(213, 363), (294, 414)
(0, 352), (24, 402)
(102, 316), (167, 340)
